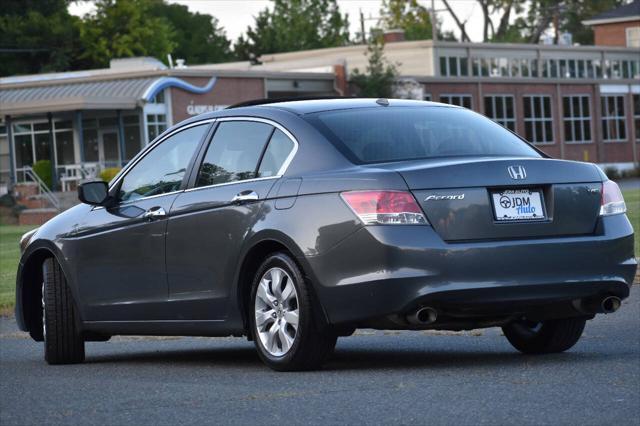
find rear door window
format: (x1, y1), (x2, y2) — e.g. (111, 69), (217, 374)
(257, 129), (296, 178)
(196, 121), (273, 187)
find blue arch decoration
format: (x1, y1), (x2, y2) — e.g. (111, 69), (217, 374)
(142, 76), (217, 102)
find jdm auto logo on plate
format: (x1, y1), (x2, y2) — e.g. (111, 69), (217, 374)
(492, 189), (545, 221)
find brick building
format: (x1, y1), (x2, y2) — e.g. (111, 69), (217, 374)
(583, 0), (640, 47)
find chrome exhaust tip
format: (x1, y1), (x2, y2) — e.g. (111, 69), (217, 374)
(407, 307), (438, 325)
(601, 296), (621, 314)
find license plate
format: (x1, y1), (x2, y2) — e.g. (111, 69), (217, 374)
(492, 189), (545, 221)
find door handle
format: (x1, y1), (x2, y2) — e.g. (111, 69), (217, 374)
(232, 190), (259, 204)
(143, 206), (167, 220)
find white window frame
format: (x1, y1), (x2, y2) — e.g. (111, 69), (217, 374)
(439, 94), (472, 109)
(601, 95), (627, 143)
(439, 56), (468, 77)
(562, 95), (592, 144)
(523, 95), (554, 145)
(634, 94), (640, 143)
(626, 26), (640, 48)
(484, 95), (516, 132)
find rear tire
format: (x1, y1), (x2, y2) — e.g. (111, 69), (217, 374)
(502, 317), (586, 354)
(250, 252), (336, 371)
(43, 258), (85, 364)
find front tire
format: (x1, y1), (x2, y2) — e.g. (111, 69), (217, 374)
(502, 317), (586, 354)
(250, 253), (336, 371)
(43, 258), (85, 364)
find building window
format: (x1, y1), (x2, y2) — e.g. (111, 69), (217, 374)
(634, 94), (640, 142)
(54, 120), (74, 165)
(440, 95), (472, 109)
(484, 95), (516, 131)
(523, 95), (554, 144)
(563, 96), (591, 143)
(626, 27), (640, 48)
(601, 95), (626, 142)
(146, 114), (167, 142)
(472, 58), (489, 77)
(11, 122), (57, 168)
(423, 94), (432, 101)
(0, 124), (9, 183)
(123, 115), (142, 161)
(439, 56), (468, 77)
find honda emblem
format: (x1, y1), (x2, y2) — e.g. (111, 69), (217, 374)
(507, 165), (527, 180)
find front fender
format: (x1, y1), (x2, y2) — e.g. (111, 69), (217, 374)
(16, 240), (81, 334)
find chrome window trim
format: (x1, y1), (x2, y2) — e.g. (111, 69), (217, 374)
(91, 189), (183, 211)
(108, 119), (217, 192)
(214, 116), (299, 177)
(188, 116), (300, 192)
(96, 116), (299, 207)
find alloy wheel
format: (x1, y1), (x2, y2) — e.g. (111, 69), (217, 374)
(254, 267), (299, 357)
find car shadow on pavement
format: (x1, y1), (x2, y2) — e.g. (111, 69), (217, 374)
(83, 342), (610, 372)
(324, 348), (601, 371)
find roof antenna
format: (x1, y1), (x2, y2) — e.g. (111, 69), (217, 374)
(376, 98), (389, 106)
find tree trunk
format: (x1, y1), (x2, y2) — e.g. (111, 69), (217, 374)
(442, 0), (470, 41)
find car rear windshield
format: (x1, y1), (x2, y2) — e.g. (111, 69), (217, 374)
(305, 106), (542, 164)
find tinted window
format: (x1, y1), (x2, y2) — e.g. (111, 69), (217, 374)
(118, 124), (207, 202)
(196, 121), (273, 187)
(257, 129), (295, 177)
(306, 107), (540, 164)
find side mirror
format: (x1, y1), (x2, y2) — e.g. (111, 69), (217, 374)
(78, 181), (110, 206)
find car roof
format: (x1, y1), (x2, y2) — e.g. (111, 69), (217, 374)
(252, 98), (450, 115)
(175, 98), (457, 129)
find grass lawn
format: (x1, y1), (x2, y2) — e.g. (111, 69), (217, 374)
(0, 189), (637, 313)
(623, 189), (639, 258)
(0, 225), (36, 312)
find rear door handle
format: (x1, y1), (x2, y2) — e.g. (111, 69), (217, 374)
(232, 190), (259, 204)
(143, 206), (167, 221)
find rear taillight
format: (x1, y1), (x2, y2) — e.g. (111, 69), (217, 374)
(600, 180), (626, 216)
(340, 190), (428, 225)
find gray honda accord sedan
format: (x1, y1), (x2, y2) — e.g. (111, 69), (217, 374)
(16, 98), (636, 371)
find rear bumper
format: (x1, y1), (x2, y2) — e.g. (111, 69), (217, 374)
(306, 214), (636, 326)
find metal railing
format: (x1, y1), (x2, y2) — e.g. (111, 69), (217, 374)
(22, 166), (61, 210)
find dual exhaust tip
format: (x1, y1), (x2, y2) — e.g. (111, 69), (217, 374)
(408, 296), (621, 325)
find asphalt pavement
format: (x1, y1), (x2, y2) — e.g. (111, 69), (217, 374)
(1, 290), (639, 426)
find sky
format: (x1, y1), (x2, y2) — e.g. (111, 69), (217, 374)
(68, 0), (502, 43)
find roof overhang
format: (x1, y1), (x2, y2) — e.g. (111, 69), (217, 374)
(582, 16), (640, 26)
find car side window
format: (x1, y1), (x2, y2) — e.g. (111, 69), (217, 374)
(257, 129), (295, 178)
(118, 124), (208, 202)
(196, 121), (273, 187)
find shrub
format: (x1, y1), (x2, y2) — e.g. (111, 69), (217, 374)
(32, 160), (53, 189)
(100, 167), (121, 183)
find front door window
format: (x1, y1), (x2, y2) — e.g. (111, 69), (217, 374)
(117, 124), (208, 202)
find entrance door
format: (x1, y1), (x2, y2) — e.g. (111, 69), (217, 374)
(99, 129), (120, 167)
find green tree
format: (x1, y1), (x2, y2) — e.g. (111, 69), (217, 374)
(379, 0), (434, 41)
(234, 0), (350, 60)
(350, 37), (398, 98)
(0, 0), (83, 76)
(78, 0), (176, 68)
(147, 1), (234, 64)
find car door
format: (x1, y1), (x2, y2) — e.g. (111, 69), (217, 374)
(165, 119), (297, 320)
(72, 122), (211, 322)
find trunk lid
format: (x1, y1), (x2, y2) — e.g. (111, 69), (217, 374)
(370, 157), (603, 241)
